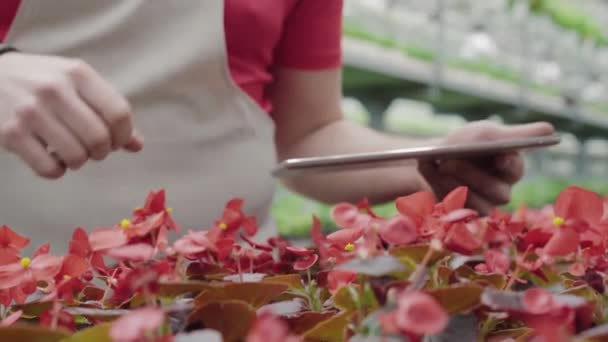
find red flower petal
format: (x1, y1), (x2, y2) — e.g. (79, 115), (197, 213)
(440, 208), (478, 223)
(130, 212), (165, 237)
(69, 228), (91, 258)
(285, 246), (314, 257)
(522, 288), (555, 314)
(0, 309), (22, 327)
(327, 270), (357, 293)
(30, 254), (63, 281)
(226, 198), (244, 212)
(106, 244), (155, 262)
(395, 291), (449, 335)
(543, 227), (579, 257)
(247, 312), (290, 342)
(555, 186), (604, 225)
(442, 186), (468, 212)
(310, 216), (325, 245)
(0, 264), (28, 290)
(293, 254), (319, 271)
(143, 189), (167, 214)
(60, 254), (89, 278)
(443, 223), (481, 255)
(89, 228), (128, 252)
(396, 192), (436, 227)
(33, 243), (50, 257)
(110, 307), (165, 342)
(326, 227), (364, 247)
(331, 203), (360, 229)
(483, 249), (510, 274)
(378, 216), (417, 245)
(0, 226), (29, 252)
(240, 233), (273, 252)
(242, 216), (258, 236)
(0, 250), (19, 266)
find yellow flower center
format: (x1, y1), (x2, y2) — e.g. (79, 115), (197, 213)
(63, 274), (71, 280)
(553, 216), (565, 227)
(20, 257), (31, 269)
(219, 222), (227, 230)
(344, 243), (355, 252)
(167, 208), (174, 214)
(120, 219), (131, 229)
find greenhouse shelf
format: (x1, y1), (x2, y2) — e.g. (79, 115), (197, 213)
(342, 37), (608, 139)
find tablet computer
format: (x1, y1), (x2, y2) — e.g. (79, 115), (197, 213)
(272, 134), (561, 178)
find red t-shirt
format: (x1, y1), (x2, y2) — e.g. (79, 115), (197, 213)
(0, 0), (343, 114)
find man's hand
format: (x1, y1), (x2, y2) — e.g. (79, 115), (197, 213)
(418, 120), (554, 214)
(0, 53), (143, 179)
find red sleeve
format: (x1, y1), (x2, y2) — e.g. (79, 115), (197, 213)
(275, 0), (343, 70)
(0, 0), (21, 42)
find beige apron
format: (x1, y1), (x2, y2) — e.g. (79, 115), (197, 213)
(1, 0), (278, 252)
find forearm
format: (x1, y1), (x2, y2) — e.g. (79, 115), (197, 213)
(278, 119), (434, 204)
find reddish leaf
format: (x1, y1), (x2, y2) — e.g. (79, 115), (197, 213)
(188, 300), (256, 342)
(285, 246), (314, 256)
(426, 284), (483, 314)
(0, 325), (69, 342)
(194, 282), (288, 308)
(303, 311), (355, 342)
(287, 311), (336, 335)
(389, 244), (449, 265)
(262, 274), (303, 290)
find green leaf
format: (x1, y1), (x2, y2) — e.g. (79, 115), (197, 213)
(60, 323), (111, 342)
(0, 325), (70, 342)
(426, 284), (483, 314)
(335, 256), (408, 277)
(332, 285), (359, 312)
(303, 311), (355, 342)
(12, 301), (53, 318)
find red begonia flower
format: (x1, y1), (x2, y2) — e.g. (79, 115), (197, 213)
(441, 187), (468, 213)
(543, 226), (580, 257)
(327, 270), (357, 294)
(381, 290), (448, 336)
(247, 312), (302, 342)
(0, 226), (29, 256)
(396, 191), (436, 227)
(482, 249), (510, 274)
(331, 203), (360, 229)
(106, 243), (155, 262)
(554, 186), (603, 227)
(0, 309), (22, 327)
(326, 227), (364, 251)
(0, 252), (63, 290)
(522, 288), (556, 315)
(443, 222), (481, 255)
(285, 246), (315, 257)
(293, 254), (319, 271)
(89, 227), (128, 252)
(378, 216), (417, 245)
(110, 307), (165, 342)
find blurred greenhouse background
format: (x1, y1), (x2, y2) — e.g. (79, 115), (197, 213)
(273, 0), (608, 237)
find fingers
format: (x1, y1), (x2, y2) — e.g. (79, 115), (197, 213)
(0, 119), (65, 179)
(67, 60), (135, 150)
(123, 130), (144, 152)
(43, 86), (113, 161)
(419, 158), (512, 214)
(493, 152), (525, 184)
(15, 101), (88, 171)
(437, 159), (511, 206)
(496, 122), (555, 139)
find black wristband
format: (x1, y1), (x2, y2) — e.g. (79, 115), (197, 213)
(0, 44), (17, 56)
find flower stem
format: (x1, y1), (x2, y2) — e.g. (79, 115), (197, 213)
(50, 300), (61, 330)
